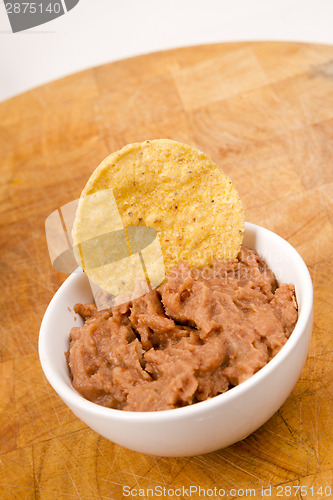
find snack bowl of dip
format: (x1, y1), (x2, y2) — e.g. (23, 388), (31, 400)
(39, 222), (313, 457)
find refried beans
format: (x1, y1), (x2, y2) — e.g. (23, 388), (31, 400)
(66, 247), (298, 411)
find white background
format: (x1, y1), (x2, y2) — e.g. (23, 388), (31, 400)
(1, 0), (333, 102)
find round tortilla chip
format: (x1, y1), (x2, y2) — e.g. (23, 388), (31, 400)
(72, 139), (244, 289)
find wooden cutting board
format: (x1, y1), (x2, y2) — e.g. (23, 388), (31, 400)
(1, 41), (333, 499)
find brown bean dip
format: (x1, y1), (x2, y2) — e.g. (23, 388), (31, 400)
(66, 247), (298, 411)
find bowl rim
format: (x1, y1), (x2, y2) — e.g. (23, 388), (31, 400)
(39, 222), (313, 422)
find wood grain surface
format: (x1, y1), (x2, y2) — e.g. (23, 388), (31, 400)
(1, 41), (333, 499)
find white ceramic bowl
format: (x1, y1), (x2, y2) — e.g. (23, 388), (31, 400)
(39, 222), (313, 457)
